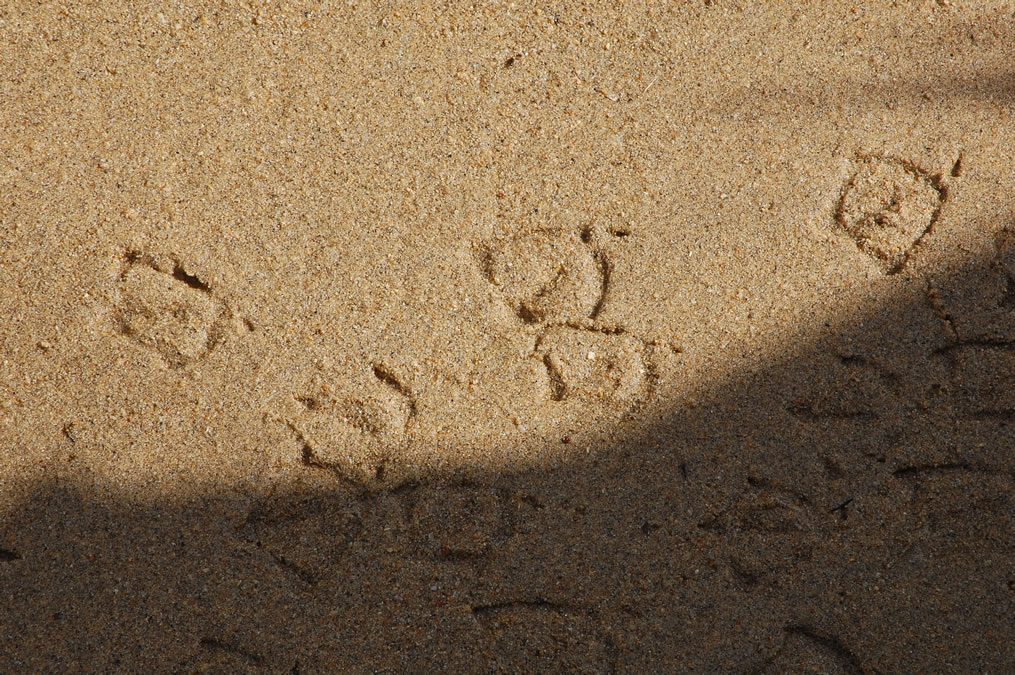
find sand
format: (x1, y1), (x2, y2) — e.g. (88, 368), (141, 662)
(1, 1), (1013, 671)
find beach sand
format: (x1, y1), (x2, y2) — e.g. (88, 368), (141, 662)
(2, 1), (1013, 670)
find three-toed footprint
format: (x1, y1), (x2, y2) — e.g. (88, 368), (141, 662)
(286, 363), (417, 488)
(113, 249), (251, 368)
(835, 155), (946, 274)
(481, 227), (605, 324)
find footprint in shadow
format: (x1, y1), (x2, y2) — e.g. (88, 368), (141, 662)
(930, 227), (1015, 342)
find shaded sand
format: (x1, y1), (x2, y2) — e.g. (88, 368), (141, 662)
(2, 2), (1014, 671)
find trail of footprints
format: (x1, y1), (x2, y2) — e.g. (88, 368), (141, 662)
(236, 480), (610, 668)
(100, 171), (1007, 669)
(107, 153), (1008, 494)
(113, 249), (250, 367)
(275, 222), (675, 488)
(269, 150), (984, 489)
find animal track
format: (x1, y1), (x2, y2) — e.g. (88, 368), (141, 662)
(698, 481), (813, 536)
(238, 494), (363, 585)
(285, 364), (415, 487)
(756, 625), (864, 674)
(536, 325), (649, 404)
(785, 352), (895, 421)
(835, 156), (945, 274)
(481, 227), (604, 323)
(174, 637), (265, 674)
(197, 638), (263, 666)
(941, 344), (1015, 419)
(113, 250), (248, 367)
(469, 600), (609, 672)
(408, 484), (506, 559)
(888, 466), (1013, 570)
(928, 228), (1015, 342)
(701, 478), (822, 588)
(478, 224), (672, 412)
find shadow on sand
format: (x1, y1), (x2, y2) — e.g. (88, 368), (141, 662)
(3, 233), (1014, 673)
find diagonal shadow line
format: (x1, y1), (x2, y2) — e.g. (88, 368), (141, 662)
(699, 7), (1015, 109)
(1, 241), (1014, 672)
(695, 70), (1015, 119)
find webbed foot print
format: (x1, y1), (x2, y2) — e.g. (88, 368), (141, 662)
(481, 227), (604, 323)
(835, 156), (945, 274)
(287, 364), (416, 488)
(113, 250), (249, 367)
(537, 325), (649, 405)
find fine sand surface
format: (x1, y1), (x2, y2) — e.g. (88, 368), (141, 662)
(2, 1), (1014, 671)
